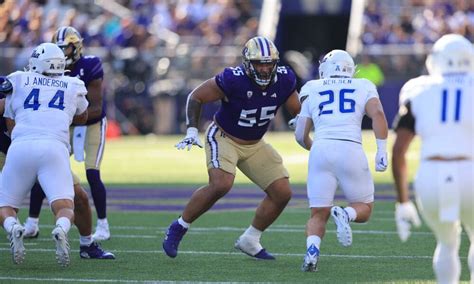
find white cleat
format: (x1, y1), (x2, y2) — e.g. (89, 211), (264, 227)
(52, 226), (70, 267)
(23, 224), (39, 239)
(9, 224), (26, 264)
(331, 206), (352, 247)
(92, 222), (110, 241)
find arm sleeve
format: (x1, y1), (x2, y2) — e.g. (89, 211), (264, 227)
(294, 116), (308, 149)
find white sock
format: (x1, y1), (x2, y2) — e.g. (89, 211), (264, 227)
(56, 217), (71, 233)
(25, 217), (39, 227)
(306, 235), (321, 250)
(177, 217), (190, 229)
(344, 207), (357, 222)
(97, 218), (109, 226)
(80, 235), (93, 246)
(242, 225), (262, 240)
(3, 216), (17, 234)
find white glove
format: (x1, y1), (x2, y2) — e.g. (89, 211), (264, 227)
(175, 127), (203, 151)
(375, 139), (388, 172)
(395, 201), (422, 242)
(288, 116), (298, 130)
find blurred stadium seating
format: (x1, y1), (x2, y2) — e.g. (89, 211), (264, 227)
(0, 0), (472, 134)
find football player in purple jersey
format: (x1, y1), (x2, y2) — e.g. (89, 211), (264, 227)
(22, 27), (114, 259)
(163, 36), (301, 260)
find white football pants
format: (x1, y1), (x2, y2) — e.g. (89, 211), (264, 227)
(415, 160), (474, 284)
(0, 139), (74, 208)
(307, 139), (374, 208)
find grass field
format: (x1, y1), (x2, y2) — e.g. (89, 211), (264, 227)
(1, 132), (470, 283)
(70, 131), (421, 186)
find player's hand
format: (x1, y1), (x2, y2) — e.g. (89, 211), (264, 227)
(288, 116), (298, 130)
(395, 201), (422, 242)
(175, 127), (203, 151)
(375, 151), (388, 172)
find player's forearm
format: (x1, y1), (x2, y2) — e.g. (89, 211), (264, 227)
(372, 112), (388, 140)
(186, 97), (202, 128)
(392, 152), (410, 203)
(86, 105), (102, 122)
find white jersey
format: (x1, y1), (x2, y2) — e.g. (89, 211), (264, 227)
(399, 73), (474, 159)
(299, 78), (379, 143)
(4, 71), (88, 147)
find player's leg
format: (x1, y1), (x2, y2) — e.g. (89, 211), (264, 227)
(72, 173), (115, 259)
(0, 141), (40, 264)
(332, 141), (375, 247)
(415, 161), (462, 284)
(163, 123), (238, 258)
(84, 118), (109, 241)
(37, 140), (76, 267)
(301, 142), (337, 271)
(23, 183), (45, 238)
(235, 140), (291, 260)
(458, 160), (474, 283)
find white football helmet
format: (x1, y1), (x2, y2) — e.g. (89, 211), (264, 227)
(28, 42), (66, 76)
(426, 34), (474, 75)
(319, 49), (355, 79)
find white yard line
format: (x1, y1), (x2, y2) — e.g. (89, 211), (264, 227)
(0, 247), (440, 259)
(0, 277), (221, 284)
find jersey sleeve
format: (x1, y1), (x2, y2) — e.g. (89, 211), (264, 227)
(214, 67), (237, 96)
(72, 78), (89, 115)
(299, 95), (312, 118)
(87, 56), (104, 81)
(363, 79), (379, 102)
(298, 81), (313, 103)
(281, 66), (297, 94)
(3, 72), (20, 119)
(392, 101), (415, 132)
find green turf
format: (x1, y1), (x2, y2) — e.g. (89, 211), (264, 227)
(0, 132), (450, 283)
(0, 202), (470, 283)
(70, 131), (421, 186)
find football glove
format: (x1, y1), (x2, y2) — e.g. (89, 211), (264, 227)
(288, 116), (298, 130)
(395, 201), (422, 242)
(375, 139), (388, 172)
(0, 77), (12, 95)
(175, 127), (203, 151)
(375, 151), (388, 172)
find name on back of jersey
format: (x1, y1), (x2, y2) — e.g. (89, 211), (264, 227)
(25, 76), (69, 89)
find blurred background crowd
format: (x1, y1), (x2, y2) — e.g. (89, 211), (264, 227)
(0, 0), (472, 135)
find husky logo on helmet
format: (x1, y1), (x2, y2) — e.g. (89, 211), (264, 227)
(318, 50), (355, 79)
(242, 36), (280, 87)
(52, 26), (83, 66)
(28, 42), (66, 76)
(426, 34), (474, 76)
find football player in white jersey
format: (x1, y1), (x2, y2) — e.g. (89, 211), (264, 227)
(294, 50), (388, 272)
(392, 34), (474, 284)
(0, 42), (88, 267)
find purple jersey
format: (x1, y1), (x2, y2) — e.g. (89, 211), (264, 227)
(68, 55), (105, 125)
(215, 65), (297, 140)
